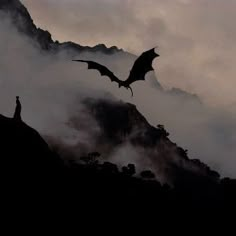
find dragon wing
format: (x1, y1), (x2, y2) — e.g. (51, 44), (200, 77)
(124, 48), (159, 86)
(73, 60), (121, 84)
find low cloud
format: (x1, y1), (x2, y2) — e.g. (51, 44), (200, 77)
(22, 0), (236, 105)
(1, 5), (236, 179)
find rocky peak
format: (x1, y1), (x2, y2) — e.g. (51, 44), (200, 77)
(0, 0), (54, 50)
(0, 0), (123, 53)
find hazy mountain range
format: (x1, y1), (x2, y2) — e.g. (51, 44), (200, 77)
(0, 0), (222, 184)
(1, 0), (236, 222)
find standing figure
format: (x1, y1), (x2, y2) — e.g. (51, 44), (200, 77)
(13, 96), (22, 121)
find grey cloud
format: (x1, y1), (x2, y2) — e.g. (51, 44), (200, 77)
(2, 2), (236, 178)
(21, 0), (236, 106)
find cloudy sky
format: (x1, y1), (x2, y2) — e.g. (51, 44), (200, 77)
(1, 0), (236, 178)
(22, 0), (236, 106)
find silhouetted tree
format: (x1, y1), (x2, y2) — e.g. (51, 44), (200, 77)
(177, 147), (188, 159)
(102, 162), (119, 175)
(157, 124), (169, 137)
(140, 170), (155, 179)
(80, 152), (101, 165)
(122, 164), (136, 176)
(88, 152), (101, 160)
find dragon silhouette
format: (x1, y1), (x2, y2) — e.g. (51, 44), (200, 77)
(73, 48), (159, 96)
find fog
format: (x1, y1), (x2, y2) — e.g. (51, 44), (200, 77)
(1, 2), (236, 178)
(22, 0), (236, 105)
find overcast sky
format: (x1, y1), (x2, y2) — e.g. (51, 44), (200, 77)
(21, 0), (236, 107)
(1, 0), (233, 177)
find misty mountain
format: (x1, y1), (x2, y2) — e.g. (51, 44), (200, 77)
(1, 1), (236, 222)
(1, 107), (236, 224)
(0, 0), (163, 90)
(1, 0), (204, 104)
(0, 0), (53, 50)
(82, 98), (219, 184)
(0, 0), (222, 184)
(0, 0), (125, 54)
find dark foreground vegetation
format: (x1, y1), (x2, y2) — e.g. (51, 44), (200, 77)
(1, 114), (236, 226)
(1, 0), (236, 227)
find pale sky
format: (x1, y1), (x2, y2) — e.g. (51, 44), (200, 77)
(5, 0), (235, 177)
(21, 0), (236, 107)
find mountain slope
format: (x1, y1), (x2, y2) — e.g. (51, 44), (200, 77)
(1, 111), (235, 223)
(0, 0), (221, 185)
(83, 98), (220, 185)
(0, 0), (123, 54)
(0, 0), (164, 91)
(0, 114), (64, 180)
(0, 0), (53, 50)
(1, 0), (236, 224)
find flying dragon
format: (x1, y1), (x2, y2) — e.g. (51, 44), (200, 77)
(72, 48), (159, 96)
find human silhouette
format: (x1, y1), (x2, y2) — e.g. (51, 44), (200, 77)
(13, 96), (22, 121)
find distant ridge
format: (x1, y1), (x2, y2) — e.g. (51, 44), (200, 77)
(0, 0), (123, 54)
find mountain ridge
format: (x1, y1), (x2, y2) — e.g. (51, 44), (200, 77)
(1, 106), (236, 222)
(0, 0), (123, 54)
(0, 0), (218, 184)
(82, 98), (220, 184)
(1, 0), (236, 220)
(1, 0), (203, 101)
